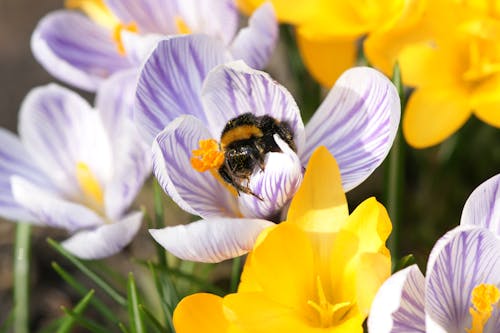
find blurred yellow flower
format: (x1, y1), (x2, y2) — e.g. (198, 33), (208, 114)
(173, 147), (392, 333)
(237, 0), (422, 88)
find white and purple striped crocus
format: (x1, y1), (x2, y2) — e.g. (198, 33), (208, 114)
(31, 0), (277, 91)
(368, 174), (500, 333)
(135, 34), (401, 263)
(0, 73), (151, 259)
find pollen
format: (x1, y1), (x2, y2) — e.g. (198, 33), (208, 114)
(174, 16), (192, 34)
(191, 139), (225, 172)
(76, 161), (104, 206)
(112, 22), (139, 56)
(65, 0), (118, 29)
(467, 283), (500, 333)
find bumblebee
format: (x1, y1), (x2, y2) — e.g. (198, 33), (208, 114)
(218, 113), (296, 197)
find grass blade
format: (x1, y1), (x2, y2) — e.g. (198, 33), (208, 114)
(61, 307), (109, 333)
(13, 223), (31, 333)
(127, 273), (145, 333)
(47, 238), (127, 306)
(139, 304), (167, 333)
(56, 289), (95, 333)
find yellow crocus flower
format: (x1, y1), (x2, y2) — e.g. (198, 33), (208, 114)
(173, 146), (392, 333)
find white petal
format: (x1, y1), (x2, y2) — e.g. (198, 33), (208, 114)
(368, 265), (426, 333)
(460, 174), (500, 236)
(238, 135), (303, 220)
(230, 3), (278, 69)
(302, 67), (400, 191)
(149, 218), (274, 263)
(425, 227), (500, 332)
(19, 84), (112, 197)
(201, 61), (305, 152)
(62, 211), (142, 259)
(152, 115), (239, 218)
(121, 31), (166, 66)
(11, 176), (103, 232)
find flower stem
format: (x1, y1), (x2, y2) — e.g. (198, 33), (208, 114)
(385, 63), (406, 267)
(13, 223), (31, 333)
(230, 256), (242, 293)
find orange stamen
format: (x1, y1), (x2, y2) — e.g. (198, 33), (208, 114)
(191, 139), (225, 172)
(112, 22), (139, 56)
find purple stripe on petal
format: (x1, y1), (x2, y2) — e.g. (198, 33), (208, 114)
(302, 67), (400, 192)
(425, 227), (500, 332)
(135, 34), (225, 143)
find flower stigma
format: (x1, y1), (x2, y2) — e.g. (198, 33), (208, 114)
(307, 275), (353, 328)
(112, 22), (139, 56)
(467, 283), (500, 333)
(75, 161), (105, 210)
(175, 16), (192, 34)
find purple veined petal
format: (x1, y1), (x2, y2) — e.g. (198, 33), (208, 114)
(302, 67), (400, 191)
(368, 265), (426, 333)
(135, 34), (226, 143)
(177, 0), (238, 45)
(460, 174), (500, 236)
(121, 31), (166, 66)
(425, 227), (500, 333)
(149, 217), (274, 263)
(230, 3), (278, 70)
(61, 211), (143, 259)
(238, 135), (303, 220)
(201, 61), (305, 152)
(31, 10), (131, 91)
(19, 84), (112, 197)
(0, 129), (51, 222)
(152, 115), (239, 218)
(11, 176), (103, 232)
(105, 0), (178, 34)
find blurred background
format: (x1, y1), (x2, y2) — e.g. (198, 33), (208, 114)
(1, 0), (500, 331)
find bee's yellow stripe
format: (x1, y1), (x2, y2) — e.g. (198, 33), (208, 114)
(220, 125), (262, 147)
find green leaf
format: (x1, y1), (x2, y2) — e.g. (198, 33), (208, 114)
(47, 238), (127, 306)
(139, 304), (168, 333)
(127, 273), (145, 333)
(56, 289), (95, 333)
(61, 307), (109, 333)
(14, 223), (31, 333)
(394, 254), (417, 272)
(51, 262), (119, 323)
(230, 256), (242, 293)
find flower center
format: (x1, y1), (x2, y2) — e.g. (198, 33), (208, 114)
(467, 283), (500, 333)
(191, 139), (225, 172)
(75, 161), (105, 211)
(174, 16), (192, 34)
(461, 19), (500, 83)
(65, 0), (139, 56)
(307, 276), (353, 328)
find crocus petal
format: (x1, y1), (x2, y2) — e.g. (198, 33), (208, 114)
(230, 3), (278, 69)
(296, 32), (357, 88)
(120, 31), (165, 66)
(302, 67), (400, 191)
(425, 227), (500, 332)
(403, 87), (471, 148)
(104, 0), (178, 33)
(149, 218), (273, 263)
(201, 61), (305, 151)
(368, 265), (426, 333)
(31, 10), (130, 91)
(152, 116), (239, 217)
(460, 174), (500, 236)
(173, 293), (229, 333)
(238, 136), (303, 220)
(0, 129), (49, 222)
(178, 0), (238, 45)
(135, 34), (226, 143)
(287, 146), (348, 233)
(61, 211), (142, 259)
(10, 176), (103, 232)
(19, 84), (112, 197)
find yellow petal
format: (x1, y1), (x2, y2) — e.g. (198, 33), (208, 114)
(239, 223), (315, 310)
(296, 32), (357, 88)
(236, 0), (323, 25)
(354, 252), (391, 314)
(286, 146), (349, 233)
(472, 74), (500, 128)
(403, 87), (472, 148)
(341, 197), (392, 255)
(173, 293), (229, 333)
